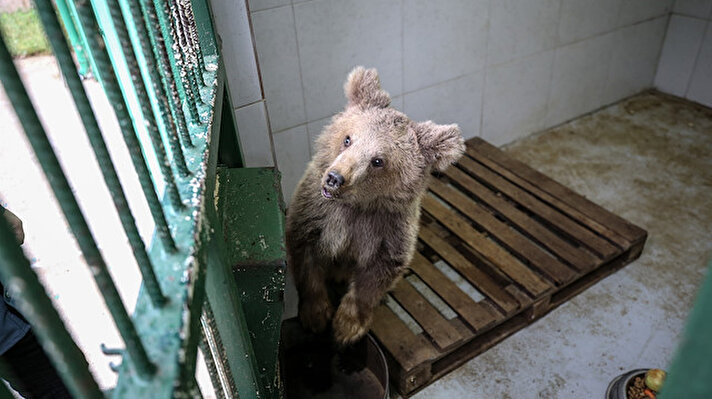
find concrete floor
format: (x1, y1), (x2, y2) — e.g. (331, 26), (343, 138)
(2, 56), (711, 398)
(410, 92), (712, 398)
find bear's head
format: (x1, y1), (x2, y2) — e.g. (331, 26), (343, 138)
(314, 67), (465, 208)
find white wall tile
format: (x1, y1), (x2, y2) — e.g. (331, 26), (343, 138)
(403, 0), (487, 92)
(546, 33), (616, 127)
(559, 0), (623, 44)
(604, 17), (668, 104)
(235, 101), (275, 167)
(654, 15), (707, 96)
(687, 23), (712, 106)
(673, 0), (712, 18)
(294, 0), (402, 122)
(487, 0), (560, 66)
(248, 0), (290, 12)
(209, 0), (262, 107)
(403, 73), (483, 140)
(273, 125), (311, 204)
(483, 50), (555, 146)
(617, 0), (674, 26)
(307, 116), (332, 155)
(252, 6), (307, 132)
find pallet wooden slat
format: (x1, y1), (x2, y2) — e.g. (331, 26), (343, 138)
(419, 226), (520, 314)
(442, 167), (599, 272)
(457, 155), (620, 260)
(466, 143), (633, 248)
(421, 194), (552, 297)
(428, 178), (577, 284)
(370, 305), (438, 373)
(469, 138), (646, 245)
(391, 279), (463, 351)
(409, 253), (501, 331)
(370, 138), (647, 397)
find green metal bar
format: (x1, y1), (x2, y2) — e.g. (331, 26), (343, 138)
(217, 85), (245, 168)
(184, 0), (207, 75)
(121, 0), (191, 178)
(176, 0), (207, 98)
(200, 302), (236, 399)
(216, 167), (286, 398)
(164, 0), (203, 120)
(114, 36), (223, 398)
(138, 0), (193, 147)
(105, 0), (185, 210)
(198, 339), (227, 399)
(73, 0), (177, 252)
(154, 0), (201, 123)
(0, 217), (104, 399)
(187, 64), (206, 107)
(54, 0), (91, 77)
(660, 259), (712, 399)
(204, 205), (263, 399)
(34, 0), (166, 308)
(0, 35), (156, 379)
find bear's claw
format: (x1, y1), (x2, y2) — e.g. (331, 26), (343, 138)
(332, 299), (370, 346)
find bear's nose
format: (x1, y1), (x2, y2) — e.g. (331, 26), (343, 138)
(326, 171), (345, 188)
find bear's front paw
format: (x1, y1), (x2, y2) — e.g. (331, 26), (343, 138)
(332, 299), (371, 346)
(299, 299), (334, 333)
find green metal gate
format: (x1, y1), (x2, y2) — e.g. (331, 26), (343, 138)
(0, 0), (285, 397)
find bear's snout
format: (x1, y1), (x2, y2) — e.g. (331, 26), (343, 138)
(325, 171), (345, 189)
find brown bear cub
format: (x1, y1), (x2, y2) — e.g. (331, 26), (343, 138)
(286, 67), (465, 346)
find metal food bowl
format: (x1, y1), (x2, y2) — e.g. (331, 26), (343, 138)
(605, 368), (649, 399)
(280, 318), (389, 399)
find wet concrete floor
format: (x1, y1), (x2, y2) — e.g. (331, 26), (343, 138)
(409, 91), (712, 398)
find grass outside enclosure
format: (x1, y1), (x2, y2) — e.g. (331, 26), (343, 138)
(0, 8), (50, 57)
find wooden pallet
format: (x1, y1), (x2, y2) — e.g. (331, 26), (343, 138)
(370, 137), (647, 397)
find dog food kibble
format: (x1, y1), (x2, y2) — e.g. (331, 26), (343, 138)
(628, 376), (656, 399)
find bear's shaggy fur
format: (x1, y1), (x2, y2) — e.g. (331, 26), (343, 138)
(286, 67), (465, 345)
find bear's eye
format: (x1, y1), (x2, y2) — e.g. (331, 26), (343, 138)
(371, 158), (384, 168)
(343, 136), (351, 147)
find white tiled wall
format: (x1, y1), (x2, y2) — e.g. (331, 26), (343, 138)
(403, 0), (488, 92)
(212, 0), (682, 203)
(558, 0), (623, 44)
(487, 0), (560, 66)
(605, 17), (669, 104)
(294, 0), (403, 121)
(655, 0), (712, 105)
(252, 6), (306, 133)
(211, 0), (277, 168)
(482, 50), (554, 146)
(404, 74), (483, 141)
(272, 125), (311, 204)
(547, 32), (617, 127)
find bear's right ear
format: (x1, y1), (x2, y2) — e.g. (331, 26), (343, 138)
(344, 66), (391, 109)
(413, 121), (465, 172)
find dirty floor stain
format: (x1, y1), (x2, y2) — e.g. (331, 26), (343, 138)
(405, 91), (712, 399)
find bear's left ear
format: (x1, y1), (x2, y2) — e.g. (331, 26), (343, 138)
(344, 66), (391, 109)
(412, 121), (465, 172)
